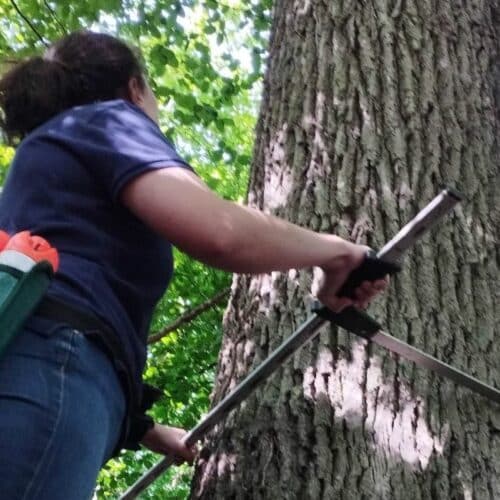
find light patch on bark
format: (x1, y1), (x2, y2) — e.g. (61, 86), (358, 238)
(261, 125), (294, 212)
(195, 452), (238, 498)
(216, 452), (238, 479)
(303, 345), (449, 471)
(461, 483), (473, 500)
(248, 272), (282, 314)
(310, 267), (323, 299)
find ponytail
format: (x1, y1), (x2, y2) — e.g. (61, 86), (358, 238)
(0, 56), (74, 144)
(0, 31), (146, 144)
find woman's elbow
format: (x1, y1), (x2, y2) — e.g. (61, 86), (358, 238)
(183, 218), (241, 270)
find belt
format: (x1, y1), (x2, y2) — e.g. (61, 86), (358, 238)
(36, 295), (116, 338)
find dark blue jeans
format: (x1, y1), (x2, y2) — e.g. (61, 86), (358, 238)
(0, 318), (126, 500)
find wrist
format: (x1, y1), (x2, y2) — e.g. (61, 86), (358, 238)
(321, 235), (361, 270)
(140, 422), (158, 446)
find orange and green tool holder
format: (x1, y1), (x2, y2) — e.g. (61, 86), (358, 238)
(0, 231), (59, 356)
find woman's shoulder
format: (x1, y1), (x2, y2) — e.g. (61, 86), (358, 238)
(71, 99), (150, 124)
(26, 99), (155, 143)
(38, 99), (149, 129)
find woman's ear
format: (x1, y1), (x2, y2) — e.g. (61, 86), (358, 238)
(125, 76), (159, 123)
(127, 76), (144, 106)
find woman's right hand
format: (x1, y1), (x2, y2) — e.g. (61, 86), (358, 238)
(317, 239), (388, 312)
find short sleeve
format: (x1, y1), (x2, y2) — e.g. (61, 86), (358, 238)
(69, 101), (194, 201)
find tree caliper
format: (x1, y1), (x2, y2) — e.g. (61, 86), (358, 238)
(120, 188), (499, 499)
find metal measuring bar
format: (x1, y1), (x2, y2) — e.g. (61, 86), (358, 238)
(120, 188), (498, 499)
(312, 306), (500, 403)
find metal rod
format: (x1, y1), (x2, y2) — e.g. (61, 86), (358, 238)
(119, 315), (327, 499)
(369, 330), (500, 404)
(378, 188), (462, 262)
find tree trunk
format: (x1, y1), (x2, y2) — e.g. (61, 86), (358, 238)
(191, 1), (500, 498)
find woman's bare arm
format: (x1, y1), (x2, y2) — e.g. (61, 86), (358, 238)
(121, 167), (387, 311)
(121, 167), (361, 274)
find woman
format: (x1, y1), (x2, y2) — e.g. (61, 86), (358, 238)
(0, 31), (387, 499)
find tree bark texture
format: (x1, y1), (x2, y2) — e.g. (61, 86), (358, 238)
(191, 1), (499, 499)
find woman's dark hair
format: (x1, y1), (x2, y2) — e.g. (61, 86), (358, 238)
(0, 31), (146, 143)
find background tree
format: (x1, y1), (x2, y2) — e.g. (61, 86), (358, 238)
(191, 1), (500, 499)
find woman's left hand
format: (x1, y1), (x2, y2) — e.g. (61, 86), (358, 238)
(140, 423), (198, 464)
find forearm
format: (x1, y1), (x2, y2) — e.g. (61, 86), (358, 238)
(122, 168), (384, 312)
(122, 167), (362, 275)
(205, 200), (353, 274)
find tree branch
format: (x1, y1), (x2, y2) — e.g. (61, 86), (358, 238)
(147, 287), (230, 344)
(10, 0), (48, 47)
(43, 0), (68, 35)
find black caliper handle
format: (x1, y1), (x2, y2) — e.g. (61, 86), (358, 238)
(312, 301), (381, 338)
(337, 250), (401, 299)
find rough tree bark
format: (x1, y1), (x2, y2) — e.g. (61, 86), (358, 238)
(191, 1), (499, 498)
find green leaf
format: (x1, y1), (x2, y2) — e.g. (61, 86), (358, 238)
(151, 45), (179, 70)
(176, 93), (198, 111)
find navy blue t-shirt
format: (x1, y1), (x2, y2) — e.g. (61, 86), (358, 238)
(0, 99), (193, 389)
